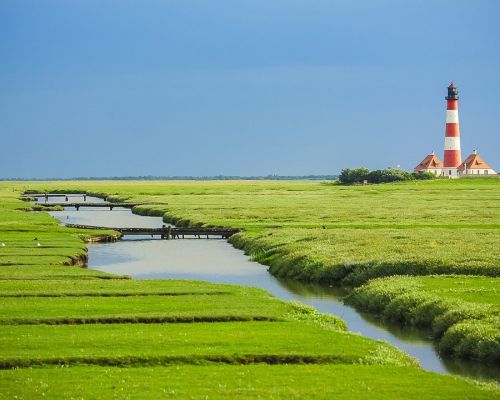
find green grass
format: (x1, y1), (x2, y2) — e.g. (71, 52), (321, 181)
(17, 180), (497, 361)
(0, 289), (291, 324)
(1, 181), (499, 396)
(0, 321), (416, 368)
(231, 228), (500, 285)
(417, 276), (500, 305)
(0, 278), (245, 296)
(0, 265), (129, 280)
(12, 179), (499, 284)
(0, 186), (118, 267)
(346, 275), (500, 363)
(0, 364), (497, 400)
(15, 178), (500, 226)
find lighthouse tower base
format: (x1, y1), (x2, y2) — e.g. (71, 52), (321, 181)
(442, 167), (460, 178)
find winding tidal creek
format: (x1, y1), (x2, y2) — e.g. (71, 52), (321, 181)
(39, 195), (498, 382)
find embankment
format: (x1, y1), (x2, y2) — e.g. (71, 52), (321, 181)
(346, 276), (500, 364)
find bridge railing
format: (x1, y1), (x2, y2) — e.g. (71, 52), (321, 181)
(65, 224), (240, 239)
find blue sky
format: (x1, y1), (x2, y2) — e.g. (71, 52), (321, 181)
(1, 0), (499, 178)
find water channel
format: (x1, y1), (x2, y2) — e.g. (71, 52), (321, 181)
(38, 194), (498, 382)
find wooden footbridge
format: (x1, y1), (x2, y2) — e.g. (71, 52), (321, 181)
(24, 193), (89, 202)
(66, 224), (240, 239)
(35, 202), (145, 211)
(26, 193), (85, 198)
(24, 193), (117, 203)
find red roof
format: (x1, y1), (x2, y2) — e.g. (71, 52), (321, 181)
(448, 82), (456, 88)
(415, 154), (443, 171)
(457, 152), (493, 171)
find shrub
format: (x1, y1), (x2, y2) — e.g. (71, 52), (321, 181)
(338, 168), (370, 184)
(339, 167), (433, 185)
(412, 172), (435, 180)
(439, 319), (500, 363)
(367, 168), (414, 183)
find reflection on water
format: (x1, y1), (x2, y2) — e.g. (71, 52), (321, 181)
(45, 195), (499, 382)
(55, 209), (165, 229)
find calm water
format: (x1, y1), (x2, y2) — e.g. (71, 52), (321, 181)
(41, 195), (499, 382)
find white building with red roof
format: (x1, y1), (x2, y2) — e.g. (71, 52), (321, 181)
(457, 150), (496, 176)
(414, 152), (443, 176)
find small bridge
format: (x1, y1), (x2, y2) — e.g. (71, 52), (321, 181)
(35, 202), (145, 211)
(66, 224), (240, 239)
(24, 194), (93, 203)
(25, 193), (85, 198)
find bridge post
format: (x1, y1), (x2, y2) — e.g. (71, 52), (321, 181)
(166, 226), (171, 240)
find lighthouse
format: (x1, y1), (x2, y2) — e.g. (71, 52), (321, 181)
(415, 83), (497, 178)
(442, 83), (461, 177)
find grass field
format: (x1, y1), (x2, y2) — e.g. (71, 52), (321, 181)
(0, 321), (412, 368)
(231, 227), (500, 285)
(17, 179), (500, 283)
(0, 264), (129, 280)
(0, 288), (291, 324)
(347, 275), (500, 363)
(1, 365), (497, 400)
(0, 180), (499, 397)
(0, 187), (118, 267)
(0, 278), (246, 296)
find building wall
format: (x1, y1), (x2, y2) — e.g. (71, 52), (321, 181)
(459, 169), (497, 176)
(441, 168), (459, 178)
(416, 165), (496, 177)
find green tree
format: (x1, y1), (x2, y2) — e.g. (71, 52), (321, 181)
(339, 168), (369, 184)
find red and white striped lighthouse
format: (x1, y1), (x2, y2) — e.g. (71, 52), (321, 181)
(442, 82), (461, 176)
